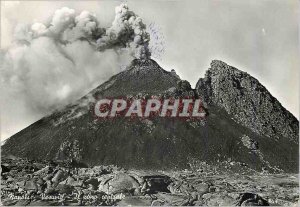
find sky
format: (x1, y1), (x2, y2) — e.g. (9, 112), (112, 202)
(1, 0), (299, 141)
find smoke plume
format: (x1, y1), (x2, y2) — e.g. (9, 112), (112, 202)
(0, 3), (152, 139)
(1, 3), (151, 114)
(96, 4), (151, 59)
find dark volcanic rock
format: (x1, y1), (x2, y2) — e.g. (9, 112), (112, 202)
(196, 60), (299, 143)
(91, 58), (181, 97)
(1, 164), (10, 174)
(235, 193), (269, 206)
(196, 60), (299, 172)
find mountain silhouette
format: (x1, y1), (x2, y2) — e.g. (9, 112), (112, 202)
(2, 59), (298, 172)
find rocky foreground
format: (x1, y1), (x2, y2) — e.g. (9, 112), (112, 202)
(1, 157), (298, 206)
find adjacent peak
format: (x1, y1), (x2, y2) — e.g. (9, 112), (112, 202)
(196, 60), (299, 143)
(210, 59), (229, 68)
(209, 60), (245, 77)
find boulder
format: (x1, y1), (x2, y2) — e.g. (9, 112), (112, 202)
(98, 173), (140, 195)
(51, 170), (67, 183)
(1, 164), (10, 174)
(24, 180), (38, 191)
(85, 177), (99, 189)
(140, 175), (171, 194)
(235, 193), (269, 206)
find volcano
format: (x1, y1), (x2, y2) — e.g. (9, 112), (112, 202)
(2, 59), (298, 172)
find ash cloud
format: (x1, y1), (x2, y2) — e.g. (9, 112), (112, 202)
(1, 3), (151, 114)
(96, 4), (151, 59)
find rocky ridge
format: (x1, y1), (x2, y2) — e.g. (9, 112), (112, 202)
(196, 60), (299, 143)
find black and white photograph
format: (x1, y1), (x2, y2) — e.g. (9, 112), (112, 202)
(0, 0), (299, 206)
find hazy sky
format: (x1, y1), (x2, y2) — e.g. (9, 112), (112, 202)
(1, 0), (299, 140)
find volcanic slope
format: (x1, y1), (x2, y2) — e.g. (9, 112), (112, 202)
(2, 59), (298, 172)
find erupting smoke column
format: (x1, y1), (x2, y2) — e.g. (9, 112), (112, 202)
(97, 4), (151, 59)
(1, 3), (151, 115)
